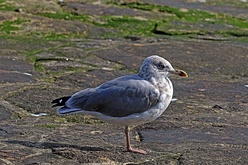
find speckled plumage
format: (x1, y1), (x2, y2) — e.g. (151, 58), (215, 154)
(52, 55), (187, 154)
(53, 55), (174, 125)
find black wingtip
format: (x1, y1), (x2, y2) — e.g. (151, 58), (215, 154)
(51, 96), (71, 107)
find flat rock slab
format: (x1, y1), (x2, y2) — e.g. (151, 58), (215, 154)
(63, 2), (159, 18)
(0, 57), (35, 83)
(144, 0), (248, 18)
(141, 126), (248, 144)
(0, 0), (248, 164)
(0, 72), (34, 83)
(0, 105), (12, 121)
(1, 39), (247, 164)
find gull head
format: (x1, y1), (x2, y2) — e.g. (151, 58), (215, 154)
(139, 55), (188, 80)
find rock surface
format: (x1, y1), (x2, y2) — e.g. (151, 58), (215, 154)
(0, 0), (247, 164)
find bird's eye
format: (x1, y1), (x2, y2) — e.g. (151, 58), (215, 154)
(157, 63), (165, 70)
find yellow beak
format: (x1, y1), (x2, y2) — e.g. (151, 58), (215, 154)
(171, 69), (188, 78)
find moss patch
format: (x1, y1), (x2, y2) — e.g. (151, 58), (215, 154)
(51, 115), (105, 125)
(34, 123), (59, 129)
(93, 16), (154, 36)
(0, 0), (16, 11)
(119, 2), (216, 22)
(107, 2), (248, 37)
(28, 32), (73, 41)
(1, 1), (247, 42)
(37, 12), (88, 22)
(0, 18), (29, 34)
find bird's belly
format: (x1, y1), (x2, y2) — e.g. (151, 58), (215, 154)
(91, 94), (172, 126)
(96, 107), (164, 126)
(93, 110), (158, 126)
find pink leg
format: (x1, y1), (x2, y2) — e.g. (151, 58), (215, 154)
(125, 126), (147, 154)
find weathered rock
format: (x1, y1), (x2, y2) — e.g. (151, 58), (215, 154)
(0, 0), (247, 164)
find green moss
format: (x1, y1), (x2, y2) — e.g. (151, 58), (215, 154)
(218, 30), (248, 37)
(117, 2), (216, 22)
(23, 50), (48, 74)
(34, 123), (58, 129)
(34, 62), (47, 73)
(159, 6), (215, 22)
(25, 30), (85, 41)
(49, 115), (106, 125)
(206, 0), (248, 9)
(0, 0), (16, 11)
(94, 16), (154, 36)
(1, 0), (247, 42)
(11, 112), (22, 119)
(220, 16), (248, 28)
(118, 2), (155, 11)
(65, 115), (105, 125)
(42, 32), (70, 40)
(37, 12), (88, 22)
(0, 19), (28, 34)
(25, 50), (43, 65)
(111, 2), (248, 32)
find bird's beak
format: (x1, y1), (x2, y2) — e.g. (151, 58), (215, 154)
(170, 69), (188, 78)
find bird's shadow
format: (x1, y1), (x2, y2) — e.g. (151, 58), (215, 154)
(5, 140), (106, 152)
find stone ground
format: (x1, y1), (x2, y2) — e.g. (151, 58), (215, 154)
(0, 0), (248, 164)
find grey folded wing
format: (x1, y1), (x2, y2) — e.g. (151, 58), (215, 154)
(65, 75), (160, 117)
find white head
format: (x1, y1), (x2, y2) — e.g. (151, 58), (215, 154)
(138, 55), (187, 80)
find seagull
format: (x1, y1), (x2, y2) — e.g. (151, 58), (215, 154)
(51, 55), (188, 154)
